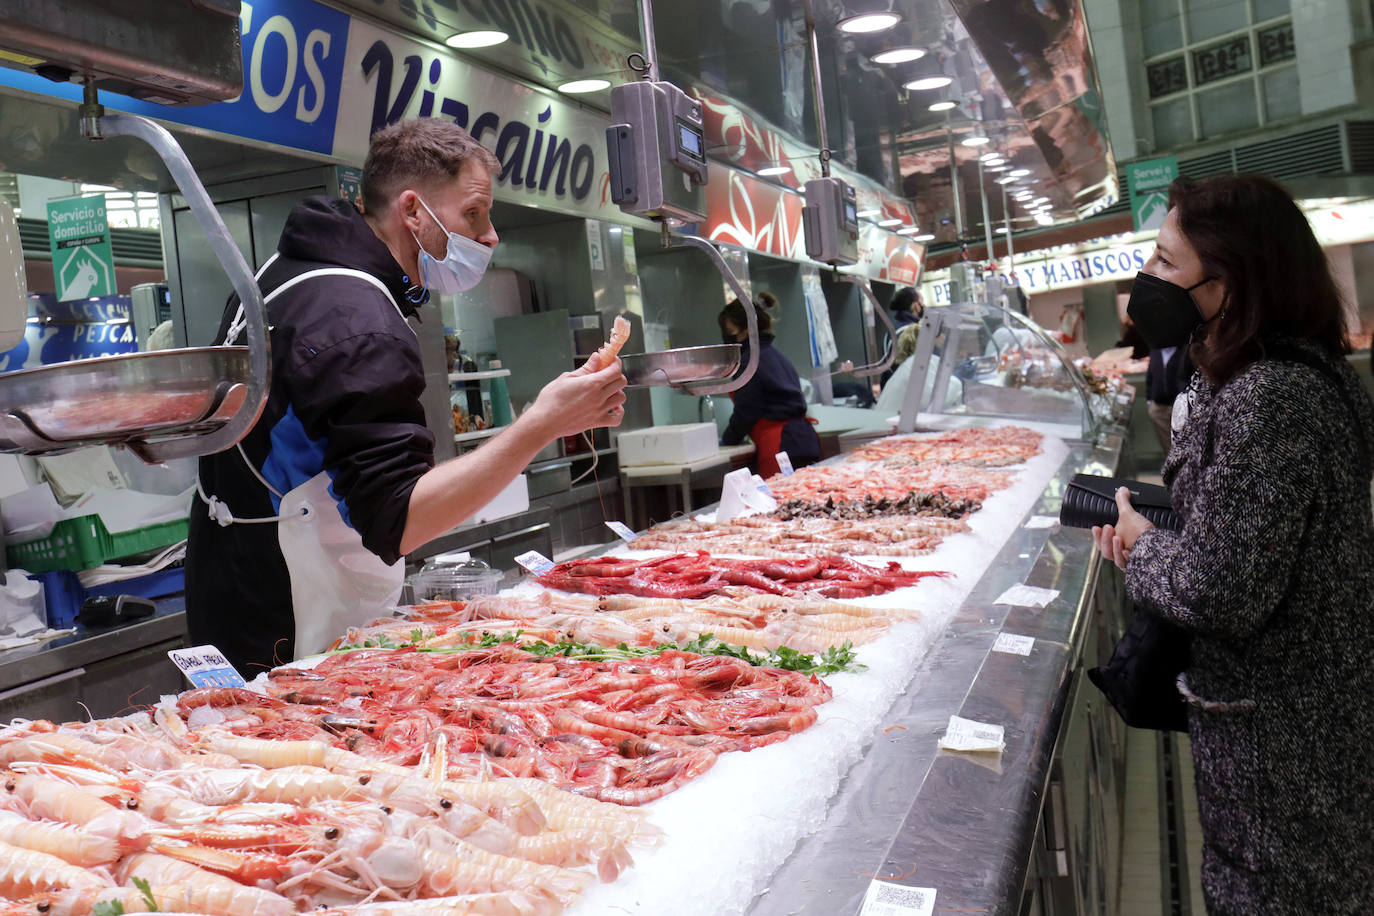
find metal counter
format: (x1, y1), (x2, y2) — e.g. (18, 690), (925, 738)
(749, 432), (1126, 916)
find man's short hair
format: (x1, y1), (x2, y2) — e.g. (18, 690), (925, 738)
(361, 119), (500, 215)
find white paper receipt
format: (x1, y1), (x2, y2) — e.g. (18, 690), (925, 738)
(168, 645), (246, 689)
(1023, 515), (1060, 529)
(992, 632), (1036, 656)
(859, 880), (937, 916)
(994, 584), (1061, 608)
(514, 550), (555, 576)
(938, 715), (1006, 753)
(605, 521), (638, 543)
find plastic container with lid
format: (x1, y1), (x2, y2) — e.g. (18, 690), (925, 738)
(407, 552), (503, 602)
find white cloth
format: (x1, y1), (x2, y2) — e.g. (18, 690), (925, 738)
(876, 354), (964, 416)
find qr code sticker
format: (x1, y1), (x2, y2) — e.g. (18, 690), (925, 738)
(859, 879), (936, 915)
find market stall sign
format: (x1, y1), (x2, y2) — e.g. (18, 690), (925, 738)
(47, 195), (114, 302)
(922, 242), (1153, 304)
(1126, 157), (1178, 232)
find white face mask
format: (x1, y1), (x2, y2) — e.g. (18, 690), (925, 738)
(411, 195), (493, 294)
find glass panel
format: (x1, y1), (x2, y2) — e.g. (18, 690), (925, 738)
(1142, 0), (1185, 56)
(1193, 35), (1252, 85)
(1257, 22), (1296, 66)
(1147, 56), (1189, 98)
(1253, 0), (1291, 20)
(1186, 0), (1249, 42)
(1151, 97), (1195, 149)
(1197, 80), (1259, 138)
(1262, 66), (1301, 121)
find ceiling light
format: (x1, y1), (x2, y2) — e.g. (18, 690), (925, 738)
(961, 135), (991, 147)
(980, 153), (1003, 163)
(871, 47), (925, 64)
(897, 226), (920, 234)
(838, 11), (902, 33)
(878, 217), (904, 227)
(445, 30), (509, 48)
(996, 175), (1018, 185)
(905, 75), (953, 91)
(927, 100), (957, 112)
(987, 164), (1009, 172)
(1014, 192), (1032, 201)
(1035, 215), (1054, 225)
(996, 226), (1009, 233)
(557, 79), (611, 93)
(756, 165), (792, 177)
(914, 233), (936, 241)
(1033, 196), (1049, 205)
(1008, 168), (1031, 177)
(856, 208), (881, 218)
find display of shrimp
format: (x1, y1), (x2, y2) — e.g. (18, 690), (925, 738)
(535, 552), (946, 600)
(633, 514), (968, 558)
(181, 642), (832, 808)
(0, 711), (656, 914)
(765, 464), (1015, 505)
(851, 426), (1043, 467)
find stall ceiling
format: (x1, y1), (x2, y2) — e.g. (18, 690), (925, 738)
(341, 0), (1116, 250)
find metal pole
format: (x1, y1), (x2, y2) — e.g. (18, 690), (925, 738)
(802, 0), (831, 177)
(1002, 183), (1015, 274)
(944, 117), (964, 237)
(978, 156), (994, 263)
(638, 0), (660, 81)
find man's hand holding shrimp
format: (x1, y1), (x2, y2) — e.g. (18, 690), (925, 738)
(526, 315), (630, 437)
(1091, 487), (1155, 571)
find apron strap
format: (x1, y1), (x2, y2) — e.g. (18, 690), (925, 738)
(199, 264), (408, 526)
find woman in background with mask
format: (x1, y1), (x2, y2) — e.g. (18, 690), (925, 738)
(718, 293), (821, 477)
(1093, 175), (1374, 914)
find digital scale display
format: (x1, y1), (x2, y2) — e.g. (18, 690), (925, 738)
(844, 200), (857, 226)
(678, 122), (704, 160)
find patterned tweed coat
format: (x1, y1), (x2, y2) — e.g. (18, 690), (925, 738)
(1126, 336), (1374, 915)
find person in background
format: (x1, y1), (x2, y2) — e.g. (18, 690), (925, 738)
(188, 118), (626, 673)
(1093, 174), (1374, 914)
(889, 287), (922, 328)
(1115, 315), (1149, 360)
(718, 292), (821, 477)
(876, 322), (963, 416)
(1145, 343), (1191, 455)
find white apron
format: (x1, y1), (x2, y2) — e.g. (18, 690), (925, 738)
(197, 256), (413, 659)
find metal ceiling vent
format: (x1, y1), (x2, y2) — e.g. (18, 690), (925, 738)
(1347, 121), (1374, 174)
(1235, 125), (1345, 178)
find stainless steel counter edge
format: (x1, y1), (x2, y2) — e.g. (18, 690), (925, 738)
(0, 596), (187, 692)
(749, 433), (1124, 916)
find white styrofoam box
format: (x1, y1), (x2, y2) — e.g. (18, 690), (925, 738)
(467, 473), (529, 525)
(616, 423), (719, 466)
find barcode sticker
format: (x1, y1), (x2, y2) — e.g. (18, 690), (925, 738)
(168, 645), (246, 689)
(992, 632), (1036, 656)
(515, 550), (555, 576)
(777, 451), (795, 476)
(937, 715), (1006, 753)
(860, 880), (937, 916)
(605, 521), (638, 542)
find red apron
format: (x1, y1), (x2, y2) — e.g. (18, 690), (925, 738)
(750, 417), (789, 479)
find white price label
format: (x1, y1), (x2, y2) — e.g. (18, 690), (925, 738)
(605, 521), (638, 542)
(859, 880), (937, 916)
(1023, 515), (1060, 529)
(776, 451), (795, 476)
(168, 645), (246, 689)
(937, 715), (1006, 753)
(993, 584), (1061, 608)
(515, 550), (555, 576)
(992, 632), (1036, 656)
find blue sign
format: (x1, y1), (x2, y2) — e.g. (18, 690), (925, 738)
(0, 0), (349, 155)
(0, 294), (137, 371)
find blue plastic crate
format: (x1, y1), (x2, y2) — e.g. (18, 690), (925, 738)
(40, 566), (184, 630)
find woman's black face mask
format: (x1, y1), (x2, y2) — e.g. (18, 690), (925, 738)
(1126, 272), (1212, 349)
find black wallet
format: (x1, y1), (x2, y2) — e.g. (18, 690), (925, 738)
(1060, 474), (1181, 532)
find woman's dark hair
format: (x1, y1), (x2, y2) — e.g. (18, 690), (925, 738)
(890, 287), (918, 313)
(1171, 174), (1349, 383)
(720, 290), (778, 336)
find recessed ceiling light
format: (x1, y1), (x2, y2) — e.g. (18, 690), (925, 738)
(1008, 168), (1031, 177)
(996, 226), (1009, 233)
(904, 76), (953, 91)
(838, 11), (902, 33)
(871, 47), (925, 64)
(961, 135), (991, 147)
(856, 208), (881, 218)
(878, 217), (904, 227)
(897, 226), (920, 234)
(445, 30), (509, 48)
(927, 100), (957, 112)
(756, 165), (792, 177)
(996, 175), (1018, 184)
(557, 79), (611, 94)
(914, 233), (936, 241)
(1014, 193), (1033, 201)
(987, 164), (1009, 172)
(1033, 196), (1049, 205)
(980, 153), (1003, 163)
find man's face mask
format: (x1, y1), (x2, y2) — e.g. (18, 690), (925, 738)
(411, 195), (493, 294)
(1126, 272), (1212, 349)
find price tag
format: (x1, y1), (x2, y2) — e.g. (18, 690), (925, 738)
(168, 645), (246, 689)
(605, 521), (638, 542)
(937, 715), (1005, 753)
(993, 584), (1061, 608)
(515, 550), (555, 576)
(859, 880), (937, 916)
(992, 632), (1036, 656)
(776, 451), (795, 476)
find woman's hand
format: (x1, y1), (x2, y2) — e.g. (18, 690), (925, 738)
(1091, 487), (1155, 570)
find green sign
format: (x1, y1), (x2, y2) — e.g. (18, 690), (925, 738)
(47, 194), (114, 301)
(333, 165), (364, 212)
(1127, 157), (1178, 232)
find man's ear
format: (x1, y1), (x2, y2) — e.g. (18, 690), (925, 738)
(395, 189), (422, 233)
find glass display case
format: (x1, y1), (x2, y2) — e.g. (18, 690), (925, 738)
(894, 302), (1125, 437)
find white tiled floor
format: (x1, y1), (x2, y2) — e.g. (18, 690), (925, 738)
(1117, 729), (1204, 915)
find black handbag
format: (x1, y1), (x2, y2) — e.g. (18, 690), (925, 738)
(1088, 607), (1190, 732)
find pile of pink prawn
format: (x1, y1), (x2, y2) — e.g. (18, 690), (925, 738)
(0, 710), (657, 915)
(765, 463), (1015, 505)
(851, 426), (1043, 468)
(189, 643), (831, 808)
(632, 513), (967, 558)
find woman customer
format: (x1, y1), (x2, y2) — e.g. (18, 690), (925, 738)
(1093, 175), (1374, 914)
(718, 292), (821, 477)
